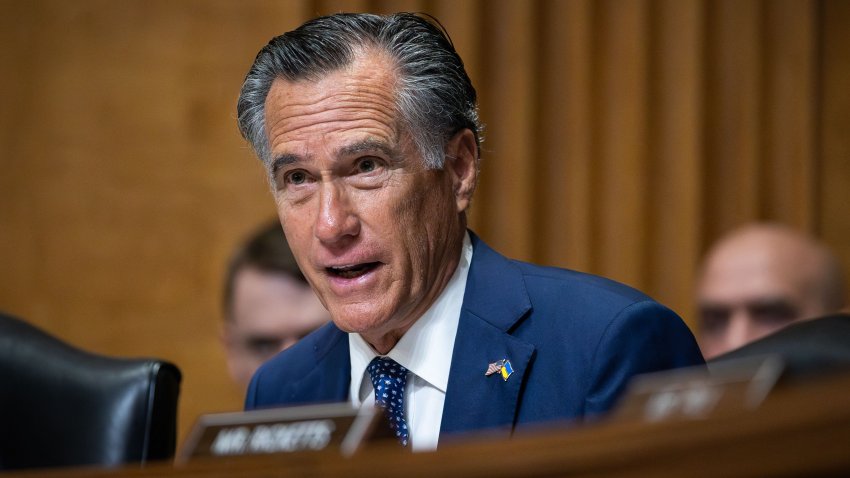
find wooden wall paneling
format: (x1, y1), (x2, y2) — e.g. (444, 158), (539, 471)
(591, 0), (650, 289)
(538, 0), (594, 272)
(371, 0), (425, 14)
(0, 2), (48, 329)
(761, 0), (817, 230)
(314, 0), (370, 15)
(476, 0), (537, 261)
(818, 0), (850, 301)
(646, 0), (704, 327)
(702, 0), (764, 245)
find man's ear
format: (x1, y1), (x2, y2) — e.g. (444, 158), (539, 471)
(220, 323), (234, 350)
(444, 129), (479, 213)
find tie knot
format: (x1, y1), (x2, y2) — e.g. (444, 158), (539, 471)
(367, 357), (408, 404)
(368, 357), (407, 382)
(367, 356), (409, 446)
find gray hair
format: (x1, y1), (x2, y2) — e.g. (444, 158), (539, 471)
(236, 12), (482, 169)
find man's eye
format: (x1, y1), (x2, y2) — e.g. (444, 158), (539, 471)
(286, 170), (309, 185)
(356, 158), (379, 173)
(699, 307), (729, 333)
(246, 338), (285, 358)
(751, 303), (797, 325)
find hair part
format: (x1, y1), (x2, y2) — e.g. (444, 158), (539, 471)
(236, 12), (482, 170)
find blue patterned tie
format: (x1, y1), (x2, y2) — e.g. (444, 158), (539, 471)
(367, 356), (409, 446)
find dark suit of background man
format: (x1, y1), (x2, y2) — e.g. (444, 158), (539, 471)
(235, 12), (704, 451)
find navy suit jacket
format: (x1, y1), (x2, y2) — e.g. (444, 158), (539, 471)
(246, 233), (704, 440)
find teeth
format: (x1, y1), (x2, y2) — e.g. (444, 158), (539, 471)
(328, 263), (375, 278)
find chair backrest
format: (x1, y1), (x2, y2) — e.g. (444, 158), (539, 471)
(0, 312), (182, 470)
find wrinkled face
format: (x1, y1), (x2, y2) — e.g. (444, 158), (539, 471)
(223, 267), (330, 387)
(696, 244), (825, 359)
(262, 51), (475, 353)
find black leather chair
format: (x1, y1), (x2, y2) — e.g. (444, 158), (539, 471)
(0, 312), (182, 470)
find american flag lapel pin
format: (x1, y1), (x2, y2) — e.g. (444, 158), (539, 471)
(485, 358), (513, 381)
(485, 359), (504, 376)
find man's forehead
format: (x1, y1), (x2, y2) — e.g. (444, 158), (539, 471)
(266, 48), (398, 102)
(699, 260), (805, 306)
(264, 77), (396, 125)
(264, 57), (402, 151)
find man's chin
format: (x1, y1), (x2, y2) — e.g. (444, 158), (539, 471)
(329, 310), (386, 335)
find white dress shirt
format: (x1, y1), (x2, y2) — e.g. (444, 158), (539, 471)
(348, 232), (473, 451)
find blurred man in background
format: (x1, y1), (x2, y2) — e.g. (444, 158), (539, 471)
(697, 223), (846, 359)
(221, 221), (330, 388)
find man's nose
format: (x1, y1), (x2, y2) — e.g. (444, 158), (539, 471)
(314, 181), (360, 246)
(724, 312), (757, 353)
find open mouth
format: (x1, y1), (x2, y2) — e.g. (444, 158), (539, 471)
(326, 262), (380, 279)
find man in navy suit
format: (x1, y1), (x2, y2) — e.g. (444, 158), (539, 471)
(235, 13), (704, 451)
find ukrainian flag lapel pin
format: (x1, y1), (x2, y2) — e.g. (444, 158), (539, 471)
(485, 358), (514, 382)
(500, 360), (514, 381)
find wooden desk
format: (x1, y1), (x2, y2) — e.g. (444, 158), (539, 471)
(13, 373), (850, 477)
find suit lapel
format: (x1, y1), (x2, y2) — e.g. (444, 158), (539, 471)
(440, 234), (535, 438)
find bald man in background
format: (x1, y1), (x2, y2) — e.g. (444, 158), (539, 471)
(697, 223), (847, 359)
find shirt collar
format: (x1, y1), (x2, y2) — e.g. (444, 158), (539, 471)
(349, 232), (473, 402)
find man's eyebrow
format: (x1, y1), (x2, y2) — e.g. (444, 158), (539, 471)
(271, 153), (302, 176)
(697, 302), (729, 313)
(270, 139), (399, 176)
(338, 139), (399, 162)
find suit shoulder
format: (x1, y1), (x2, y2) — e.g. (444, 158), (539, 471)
(508, 259), (696, 350)
(510, 260), (651, 306)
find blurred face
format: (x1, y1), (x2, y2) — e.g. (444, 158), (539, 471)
(223, 267), (329, 387)
(263, 51), (476, 353)
(697, 241), (827, 359)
